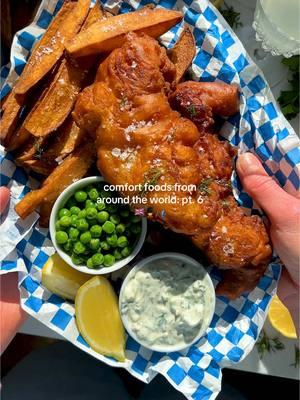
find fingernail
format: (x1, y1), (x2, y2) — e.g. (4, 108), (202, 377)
(237, 153), (262, 176)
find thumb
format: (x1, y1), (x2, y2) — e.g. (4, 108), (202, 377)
(236, 153), (296, 226)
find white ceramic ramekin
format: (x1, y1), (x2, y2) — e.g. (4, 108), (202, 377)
(49, 176), (147, 275)
(119, 252), (216, 353)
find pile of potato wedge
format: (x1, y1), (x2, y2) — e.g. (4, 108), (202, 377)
(1, 0), (196, 227)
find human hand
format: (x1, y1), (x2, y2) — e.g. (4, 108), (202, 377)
(0, 186), (10, 216)
(0, 187), (27, 354)
(237, 153), (300, 332)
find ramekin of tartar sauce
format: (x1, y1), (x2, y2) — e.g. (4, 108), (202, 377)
(119, 252), (216, 352)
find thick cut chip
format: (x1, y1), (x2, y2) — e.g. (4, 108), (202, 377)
(24, 59), (87, 136)
(5, 84), (50, 151)
(15, 142), (95, 219)
(82, 0), (105, 30)
(15, 136), (46, 163)
(14, 0), (90, 97)
(24, 1), (105, 137)
(42, 117), (86, 162)
(66, 7), (182, 57)
(0, 90), (23, 146)
(19, 159), (55, 176)
(169, 26), (196, 83)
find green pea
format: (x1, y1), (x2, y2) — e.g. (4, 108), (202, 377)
(80, 231), (92, 244)
(63, 240), (73, 253)
(90, 225), (102, 238)
(107, 234), (118, 247)
(88, 188), (99, 201)
(69, 227), (79, 241)
(55, 220), (62, 231)
(86, 207), (98, 221)
(77, 218), (89, 232)
(87, 258), (94, 269)
(85, 199), (96, 209)
(100, 241), (110, 251)
(103, 254), (115, 267)
(75, 190), (87, 203)
(55, 231), (68, 244)
(113, 249), (122, 260)
(106, 204), (118, 213)
(130, 215), (141, 223)
(60, 215), (71, 228)
(120, 208), (130, 218)
(130, 223), (141, 235)
(121, 246), (131, 258)
(92, 253), (104, 266)
(110, 214), (120, 225)
(97, 211), (109, 223)
(89, 238), (100, 251)
(59, 208), (71, 218)
(70, 215), (78, 227)
(65, 197), (77, 209)
(78, 210), (87, 219)
(71, 254), (84, 265)
(117, 236), (128, 248)
(116, 223), (125, 234)
(70, 206), (81, 215)
(96, 200), (106, 211)
(73, 241), (86, 254)
(102, 221), (115, 234)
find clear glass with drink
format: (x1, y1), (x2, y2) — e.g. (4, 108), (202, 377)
(253, 0), (300, 57)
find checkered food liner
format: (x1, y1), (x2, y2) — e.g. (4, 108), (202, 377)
(1, 0), (299, 399)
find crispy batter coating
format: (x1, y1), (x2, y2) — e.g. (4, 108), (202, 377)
(169, 81), (239, 133)
(74, 33), (271, 299)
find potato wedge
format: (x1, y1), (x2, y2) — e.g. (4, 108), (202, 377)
(24, 2), (105, 138)
(18, 159), (55, 176)
(1, 3), (79, 144)
(5, 84), (50, 151)
(42, 117), (86, 161)
(15, 136), (46, 163)
(66, 7), (182, 57)
(15, 142), (95, 219)
(24, 59), (87, 136)
(82, 0), (105, 30)
(14, 0), (90, 97)
(0, 90), (23, 146)
(169, 26), (196, 83)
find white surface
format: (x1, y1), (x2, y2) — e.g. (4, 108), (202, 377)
(18, 0), (299, 381)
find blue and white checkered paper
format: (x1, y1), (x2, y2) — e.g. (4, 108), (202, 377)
(1, 0), (300, 399)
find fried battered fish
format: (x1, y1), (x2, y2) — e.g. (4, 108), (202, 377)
(74, 33), (271, 299)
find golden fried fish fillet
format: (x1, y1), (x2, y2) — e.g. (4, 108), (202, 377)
(74, 33), (272, 299)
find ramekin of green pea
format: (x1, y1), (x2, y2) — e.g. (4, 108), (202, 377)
(49, 176), (147, 274)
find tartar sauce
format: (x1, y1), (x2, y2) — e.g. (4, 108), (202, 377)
(120, 257), (214, 349)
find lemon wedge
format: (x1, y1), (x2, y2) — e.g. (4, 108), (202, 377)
(268, 295), (297, 339)
(42, 253), (90, 301)
(75, 276), (126, 362)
